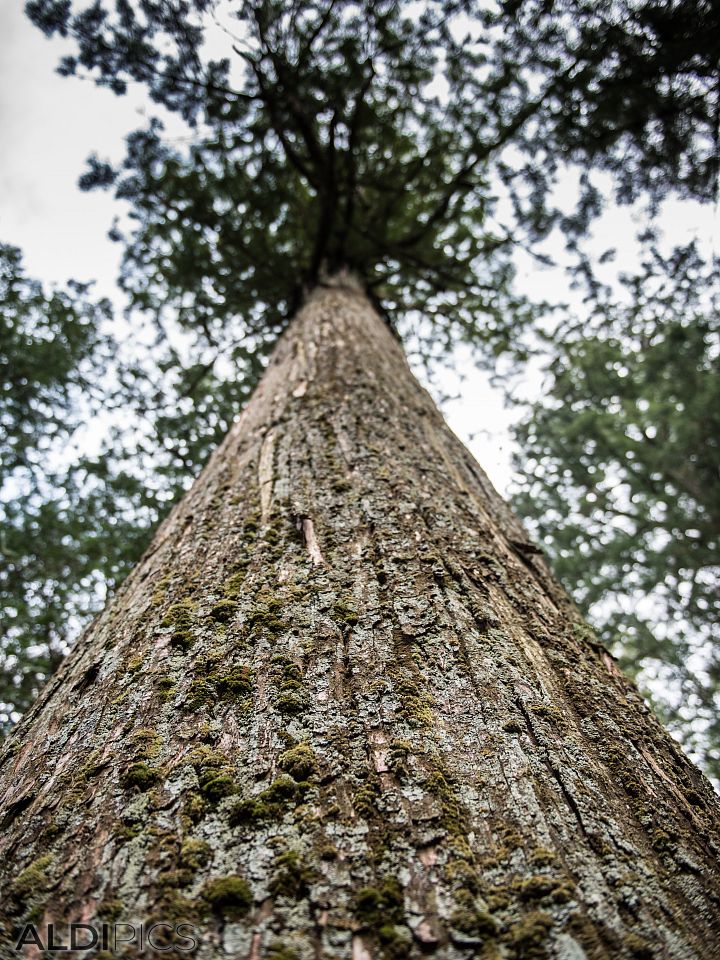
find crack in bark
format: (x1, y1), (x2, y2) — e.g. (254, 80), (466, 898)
(515, 695), (591, 843)
(258, 430), (276, 522)
(295, 514), (325, 565)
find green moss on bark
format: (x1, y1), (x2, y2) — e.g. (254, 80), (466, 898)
(202, 875), (252, 919)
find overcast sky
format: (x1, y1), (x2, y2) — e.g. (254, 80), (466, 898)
(1, 3), (716, 499)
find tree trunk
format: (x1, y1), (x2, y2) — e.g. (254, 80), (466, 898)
(1, 276), (719, 960)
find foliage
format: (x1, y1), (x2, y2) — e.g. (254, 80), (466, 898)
(0, 243), (118, 725)
(492, 0), (719, 216)
(26, 0), (719, 363)
(1, 243), (109, 476)
(512, 243), (720, 777)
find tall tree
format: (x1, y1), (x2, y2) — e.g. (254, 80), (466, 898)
(12, 0), (718, 737)
(1, 277), (719, 958)
(3, 1), (719, 951)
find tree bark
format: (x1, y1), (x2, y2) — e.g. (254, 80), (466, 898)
(1, 276), (719, 960)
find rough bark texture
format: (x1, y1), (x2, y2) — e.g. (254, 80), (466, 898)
(1, 278), (719, 960)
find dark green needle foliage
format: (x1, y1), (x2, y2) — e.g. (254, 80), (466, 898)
(32, 0), (538, 361)
(513, 244), (720, 777)
(492, 0), (720, 215)
(26, 0), (719, 359)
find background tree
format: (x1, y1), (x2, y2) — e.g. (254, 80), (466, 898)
(512, 242), (720, 778)
(0, 243), (126, 726)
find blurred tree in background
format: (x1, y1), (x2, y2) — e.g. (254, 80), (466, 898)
(512, 242), (720, 777)
(0, 243), (120, 724)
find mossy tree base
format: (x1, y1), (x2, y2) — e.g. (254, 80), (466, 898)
(0, 277), (719, 959)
